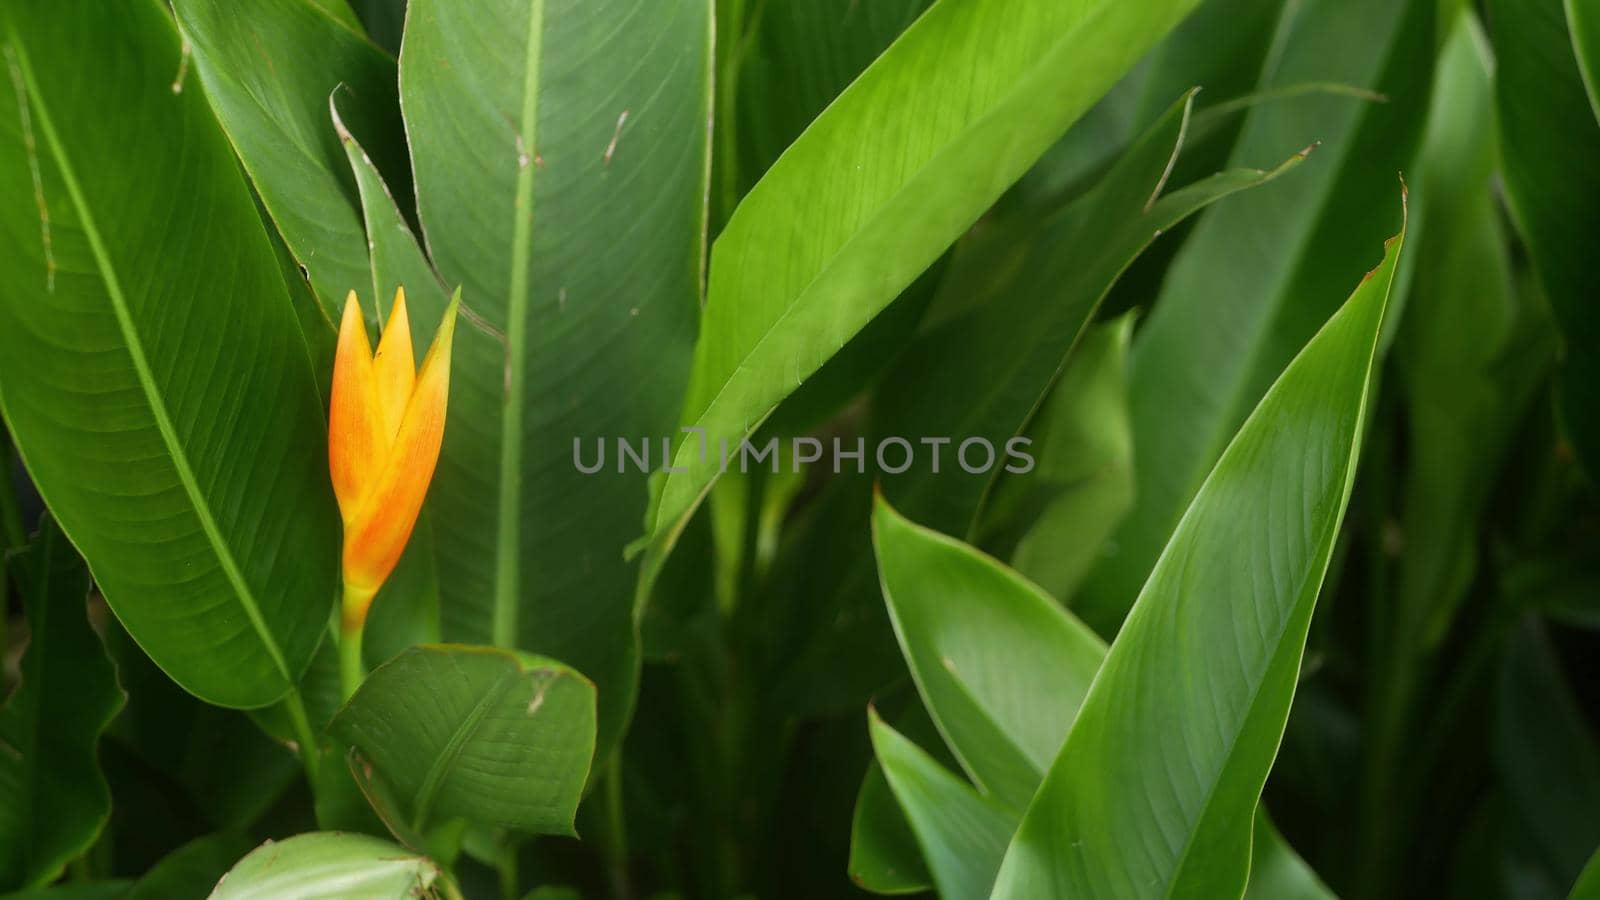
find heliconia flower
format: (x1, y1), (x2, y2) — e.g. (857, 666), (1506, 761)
(329, 286), (458, 632)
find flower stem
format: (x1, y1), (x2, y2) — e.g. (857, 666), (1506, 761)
(339, 582), (375, 700)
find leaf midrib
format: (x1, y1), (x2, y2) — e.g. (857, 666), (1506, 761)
(7, 34), (295, 688)
(409, 665), (516, 831)
(492, 0), (546, 650)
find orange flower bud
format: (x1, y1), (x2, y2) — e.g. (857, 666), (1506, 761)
(329, 287), (458, 630)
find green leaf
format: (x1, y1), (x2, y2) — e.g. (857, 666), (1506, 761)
(399, 0), (711, 749)
(0, 517), (124, 890)
(0, 0), (340, 707)
(991, 203), (1404, 898)
(867, 493), (1332, 900)
(875, 90), (1307, 536)
(173, 0), (406, 319)
(1573, 846), (1600, 900)
(848, 763), (932, 895)
(1491, 0), (1600, 477)
(653, 0), (1210, 538)
(327, 645), (597, 836)
(1566, 0), (1600, 121)
(872, 496), (1103, 813)
(979, 318), (1135, 603)
(210, 833), (440, 900)
(868, 712), (1015, 900)
(1077, 0), (1434, 631)
(126, 833), (254, 900)
(1396, 15), (1552, 648)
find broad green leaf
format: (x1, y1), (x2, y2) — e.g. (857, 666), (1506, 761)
(653, 0), (1210, 539)
(126, 833), (254, 900)
(327, 645), (597, 835)
(872, 496), (1103, 813)
(1396, 15), (1552, 648)
(1077, 0), (1434, 631)
(876, 90), (1307, 536)
(400, 0), (711, 749)
(1567, 0), (1600, 121)
(174, 0), (407, 319)
(848, 763), (932, 895)
(991, 207), (1403, 898)
(0, 518), (124, 890)
(0, 0), (339, 707)
(979, 318), (1134, 602)
(868, 713), (1015, 900)
(1491, 0), (1600, 477)
(733, 0), (930, 216)
(210, 833), (440, 900)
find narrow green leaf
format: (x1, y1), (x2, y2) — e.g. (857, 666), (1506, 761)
(0, 0), (338, 707)
(979, 318), (1135, 603)
(174, 0), (406, 318)
(1078, 0), (1434, 630)
(654, 0), (1209, 538)
(327, 645), (597, 836)
(869, 712), (1015, 900)
(875, 90), (1308, 535)
(991, 205), (1404, 898)
(1397, 15), (1551, 648)
(1491, 0), (1600, 477)
(872, 495), (1103, 813)
(867, 494), (1332, 900)
(210, 832), (440, 900)
(1566, 0), (1600, 121)
(0, 517), (124, 890)
(399, 0), (712, 749)
(848, 762), (932, 896)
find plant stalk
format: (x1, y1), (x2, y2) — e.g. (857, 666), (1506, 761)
(339, 582), (374, 700)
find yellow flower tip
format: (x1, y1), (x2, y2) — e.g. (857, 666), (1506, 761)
(328, 285), (459, 627)
(329, 291), (381, 518)
(373, 287), (415, 439)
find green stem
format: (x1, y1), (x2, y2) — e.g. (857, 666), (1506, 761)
(604, 753), (632, 900)
(439, 874), (467, 900)
(339, 621), (365, 701)
(339, 582), (373, 700)
(282, 687), (321, 784)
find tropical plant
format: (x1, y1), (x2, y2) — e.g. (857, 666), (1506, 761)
(0, 0), (1596, 897)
